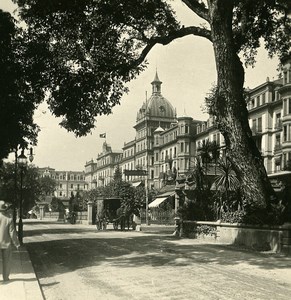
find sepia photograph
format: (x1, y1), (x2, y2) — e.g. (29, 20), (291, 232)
(0, 1), (291, 299)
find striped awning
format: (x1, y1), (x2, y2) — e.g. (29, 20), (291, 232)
(149, 197), (168, 208)
(132, 181), (142, 187)
(149, 192), (175, 208)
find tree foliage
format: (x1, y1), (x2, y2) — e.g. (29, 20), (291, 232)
(11, 0), (181, 136)
(38, 176), (56, 197)
(0, 10), (45, 159)
(213, 158), (240, 194)
(12, 0), (290, 137)
(69, 191), (83, 212)
(82, 188), (103, 207)
(0, 162), (42, 214)
(100, 167), (146, 214)
(50, 197), (65, 212)
(0, 162), (17, 204)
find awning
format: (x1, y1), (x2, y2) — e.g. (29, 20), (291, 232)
(149, 192), (175, 208)
(132, 181), (142, 187)
(149, 197), (168, 208)
(268, 171), (291, 178)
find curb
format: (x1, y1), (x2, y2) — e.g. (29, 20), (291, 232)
(0, 247), (44, 300)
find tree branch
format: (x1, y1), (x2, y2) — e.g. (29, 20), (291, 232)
(182, 0), (210, 22)
(122, 26), (212, 72)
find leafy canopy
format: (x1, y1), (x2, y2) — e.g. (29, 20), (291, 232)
(0, 10), (44, 159)
(13, 0), (180, 136)
(9, 0), (291, 134)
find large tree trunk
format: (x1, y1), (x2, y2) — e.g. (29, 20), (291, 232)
(208, 0), (275, 212)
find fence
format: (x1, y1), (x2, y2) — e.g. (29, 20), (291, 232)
(42, 211), (88, 224)
(141, 208), (175, 225)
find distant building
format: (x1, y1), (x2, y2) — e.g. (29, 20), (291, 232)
(38, 167), (88, 206)
(85, 72), (203, 190)
(247, 55), (291, 174)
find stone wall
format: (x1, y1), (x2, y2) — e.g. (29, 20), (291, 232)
(42, 212), (63, 221)
(182, 221), (291, 255)
(75, 211), (88, 224)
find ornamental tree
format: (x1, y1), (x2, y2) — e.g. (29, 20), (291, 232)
(12, 0), (291, 218)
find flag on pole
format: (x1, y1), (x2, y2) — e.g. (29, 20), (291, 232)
(99, 133), (106, 138)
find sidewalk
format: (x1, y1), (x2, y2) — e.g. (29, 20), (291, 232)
(0, 246), (43, 300)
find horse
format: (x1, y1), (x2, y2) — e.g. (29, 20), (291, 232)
(113, 206), (140, 230)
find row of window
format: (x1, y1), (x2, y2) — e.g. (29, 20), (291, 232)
(136, 128), (147, 139)
(58, 191), (78, 197)
(136, 140), (147, 152)
(59, 183), (86, 189)
(124, 148), (134, 158)
(248, 93), (267, 110)
(156, 144), (189, 161)
(97, 157), (111, 167)
(196, 122), (208, 134)
(47, 174), (84, 181)
(251, 105), (291, 134)
(155, 124), (190, 146)
(154, 158), (190, 176)
(252, 117), (263, 132)
(248, 95), (291, 116)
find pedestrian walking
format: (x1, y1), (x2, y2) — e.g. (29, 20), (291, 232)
(102, 215), (107, 230)
(96, 213), (102, 230)
(0, 200), (20, 282)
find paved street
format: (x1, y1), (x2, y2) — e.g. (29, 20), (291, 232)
(23, 220), (291, 300)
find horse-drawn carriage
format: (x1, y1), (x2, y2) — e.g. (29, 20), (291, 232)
(95, 197), (137, 231)
(96, 207), (135, 230)
(112, 207), (135, 230)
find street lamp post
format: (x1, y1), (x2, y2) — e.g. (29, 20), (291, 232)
(18, 149), (27, 245)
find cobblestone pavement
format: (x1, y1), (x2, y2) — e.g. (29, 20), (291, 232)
(24, 221), (291, 300)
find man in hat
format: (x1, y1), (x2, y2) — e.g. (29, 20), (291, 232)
(0, 200), (20, 282)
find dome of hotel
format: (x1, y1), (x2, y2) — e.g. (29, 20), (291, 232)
(137, 72), (176, 121)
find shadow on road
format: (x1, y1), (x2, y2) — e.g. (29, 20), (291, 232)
(25, 225), (291, 281)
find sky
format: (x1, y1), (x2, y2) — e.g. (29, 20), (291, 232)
(2, 1), (280, 171)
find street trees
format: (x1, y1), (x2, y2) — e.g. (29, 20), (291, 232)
(0, 10), (45, 160)
(103, 166), (146, 215)
(39, 176), (56, 198)
(12, 1), (291, 218)
(0, 162), (41, 215)
(0, 162), (17, 206)
(50, 197), (65, 212)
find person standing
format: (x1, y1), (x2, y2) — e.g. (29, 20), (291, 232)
(0, 200), (20, 282)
